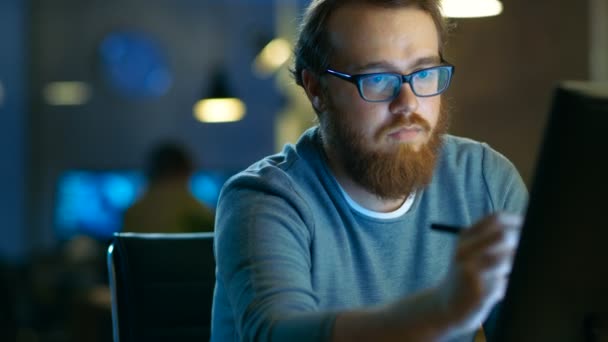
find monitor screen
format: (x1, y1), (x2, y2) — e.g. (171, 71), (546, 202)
(492, 82), (608, 341)
(54, 169), (235, 240)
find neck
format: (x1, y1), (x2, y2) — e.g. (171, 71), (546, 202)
(322, 141), (407, 213)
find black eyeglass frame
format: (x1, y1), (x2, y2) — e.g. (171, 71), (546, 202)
(324, 64), (455, 102)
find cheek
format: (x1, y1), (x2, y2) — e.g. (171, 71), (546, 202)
(329, 87), (381, 133)
(419, 98), (441, 127)
(352, 102), (387, 136)
(331, 87), (361, 111)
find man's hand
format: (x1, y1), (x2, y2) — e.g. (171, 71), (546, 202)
(437, 212), (523, 338)
(332, 213), (523, 342)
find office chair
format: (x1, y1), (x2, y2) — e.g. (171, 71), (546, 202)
(107, 232), (215, 342)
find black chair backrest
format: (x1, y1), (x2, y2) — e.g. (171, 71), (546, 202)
(107, 232), (215, 342)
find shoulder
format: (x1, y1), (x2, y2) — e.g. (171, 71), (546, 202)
(442, 135), (505, 161)
(440, 135), (517, 175)
(217, 128), (325, 231)
(437, 135), (528, 214)
(214, 129), (325, 263)
(222, 127), (322, 200)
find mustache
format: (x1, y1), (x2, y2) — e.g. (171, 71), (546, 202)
(375, 113), (432, 139)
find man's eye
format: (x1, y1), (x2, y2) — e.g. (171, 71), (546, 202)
(371, 75), (386, 83)
(417, 70), (429, 79)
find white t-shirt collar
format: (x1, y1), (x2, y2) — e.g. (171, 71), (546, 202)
(335, 181), (416, 219)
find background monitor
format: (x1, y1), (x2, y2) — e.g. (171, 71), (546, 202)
(54, 169), (235, 240)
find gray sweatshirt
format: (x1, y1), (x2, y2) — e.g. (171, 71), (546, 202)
(212, 127), (528, 342)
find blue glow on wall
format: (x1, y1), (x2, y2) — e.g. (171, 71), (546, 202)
(99, 31), (173, 98)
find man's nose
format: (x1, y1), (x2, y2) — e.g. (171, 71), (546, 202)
(389, 82), (419, 116)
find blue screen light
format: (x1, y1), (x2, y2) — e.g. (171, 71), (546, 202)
(102, 173), (141, 209)
(190, 173), (223, 208)
(54, 170), (234, 240)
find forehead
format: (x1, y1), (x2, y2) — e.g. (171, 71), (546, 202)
(327, 4), (440, 71)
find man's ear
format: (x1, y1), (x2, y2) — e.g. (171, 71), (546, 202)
(302, 69), (325, 113)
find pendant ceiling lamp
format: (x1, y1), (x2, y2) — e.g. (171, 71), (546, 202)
(441, 0), (503, 18)
(193, 68), (246, 123)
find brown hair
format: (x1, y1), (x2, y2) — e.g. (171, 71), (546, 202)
(291, 0), (449, 87)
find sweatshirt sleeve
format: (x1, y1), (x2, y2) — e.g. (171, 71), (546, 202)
(479, 143), (529, 338)
(213, 169), (336, 342)
(480, 143), (529, 215)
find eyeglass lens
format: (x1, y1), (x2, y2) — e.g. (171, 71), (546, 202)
(359, 66), (450, 101)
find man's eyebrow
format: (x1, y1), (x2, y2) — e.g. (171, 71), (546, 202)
(408, 56), (442, 69)
(352, 61), (394, 72)
(353, 55), (443, 73)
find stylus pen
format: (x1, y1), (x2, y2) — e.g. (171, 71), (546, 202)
(430, 223), (464, 235)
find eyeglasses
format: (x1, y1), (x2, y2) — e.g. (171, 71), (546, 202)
(325, 64), (455, 102)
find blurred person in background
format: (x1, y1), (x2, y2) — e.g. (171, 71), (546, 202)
(122, 141), (215, 233)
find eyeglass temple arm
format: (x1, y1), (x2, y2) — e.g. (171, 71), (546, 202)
(326, 69), (354, 81)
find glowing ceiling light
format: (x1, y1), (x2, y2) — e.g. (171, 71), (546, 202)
(253, 38), (292, 77)
(442, 0), (503, 18)
(194, 68), (246, 123)
(193, 98), (246, 123)
(43, 81), (92, 106)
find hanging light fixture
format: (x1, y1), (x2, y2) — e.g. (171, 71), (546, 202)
(193, 68), (246, 123)
(43, 81), (92, 106)
(441, 0), (503, 18)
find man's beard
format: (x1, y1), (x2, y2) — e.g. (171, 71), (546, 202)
(321, 101), (449, 201)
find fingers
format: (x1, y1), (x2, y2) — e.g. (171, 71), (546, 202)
(476, 247), (515, 273)
(438, 213), (523, 333)
(462, 212), (522, 242)
(451, 212), (523, 305)
(456, 213), (522, 272)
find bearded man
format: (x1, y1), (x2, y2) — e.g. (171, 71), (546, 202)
(211, 0), (527, 341)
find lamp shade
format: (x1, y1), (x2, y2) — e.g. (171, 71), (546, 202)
(441, 0), (503, 18)
(193, 69), (246, 123)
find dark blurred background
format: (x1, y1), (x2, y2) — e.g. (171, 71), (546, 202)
(0, 0), (603, 340)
